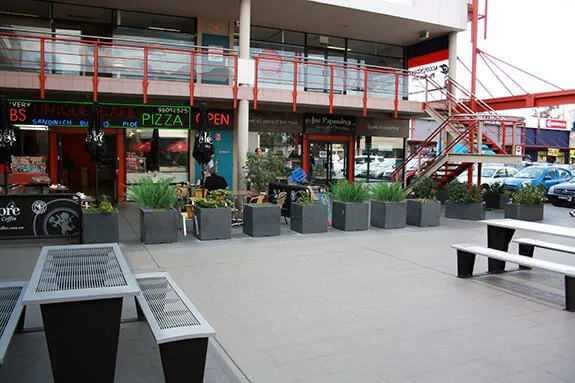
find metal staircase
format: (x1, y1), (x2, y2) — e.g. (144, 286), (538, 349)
(393, 77), (522, 194)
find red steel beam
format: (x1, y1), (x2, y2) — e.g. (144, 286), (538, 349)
(478, 89), (575, 111)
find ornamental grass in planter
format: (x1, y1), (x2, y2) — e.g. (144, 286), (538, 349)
(290, 193), (328, 234)
(330, 180), (370, 231)
(82, 195), (119, 244)
(407, 177), (441, 227)
(505, 184), (545, 221)
(370, 182), (407, 229)
(445, 181), (485, 221)
(194, 190), (232, 241)
(483, 182), (510, 209)
(126, 176), (178, 244)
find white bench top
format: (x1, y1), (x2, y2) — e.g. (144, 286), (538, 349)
(23, 244), (140, 305)
(0, 282), (27, 364)
(135, 272), (215, 344)
(481, 219), (575, 239)
(452, 243), (575, 277)
(513, 238), (575, 255)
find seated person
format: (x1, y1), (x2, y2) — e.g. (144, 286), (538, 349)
(196, 170), (207, 187)
(204, 169), (228, 191)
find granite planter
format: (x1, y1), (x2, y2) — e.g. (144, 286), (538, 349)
(484, 194), (510, 209)
(243, 204), (281, 237)
(445, 202), (486, 220)
(194, 207), (231, 241)
(370, 201), (406, 229)
(82, 209), (119, 244)
(332, 201), (369, 231)
(504, 203), (544, 221)
(290, 203), (328, 234)
(406, 199), (441, 227)
(140, 208), (178, 244)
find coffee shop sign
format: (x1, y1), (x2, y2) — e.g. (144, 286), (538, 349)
(0, 202), (20, 223)
(309, 116), (353, 126)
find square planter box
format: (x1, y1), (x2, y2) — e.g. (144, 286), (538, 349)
(484, 194), (510, 209)
(140, 208), (178, 244)
(82, 210), (119, 244)
(370, 201), (406, 229)
(505, 203), (544, 221)
(445, 202), (486, 220)
(406, 200), (441, 227)
(332, 201), (369, 231)
(290, 203), (328, 234)
(243, 204), (281, 237)
(194, 207), (231, 241)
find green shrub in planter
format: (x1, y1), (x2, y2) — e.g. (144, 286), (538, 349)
(83, 195), (119, 244)
(194, 190), (232, 241)
(370, 183), (407, 229)
(330, 180), (370, 231)
(483, 182), (510, 209)
(505, 184), (546, 221)
(445, 181), (485, 220)
(127, 176), (179, 244)
(407, 177), (441, 227)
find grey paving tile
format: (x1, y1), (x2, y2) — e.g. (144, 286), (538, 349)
(538, 357), (575, 382)
(491, 368), (568, 383)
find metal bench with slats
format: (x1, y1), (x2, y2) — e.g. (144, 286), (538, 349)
(513, 237), (575, 258)
(0, 282), (27, 368)
(134, 272), (215, 383)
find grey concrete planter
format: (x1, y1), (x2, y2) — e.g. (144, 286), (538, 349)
(484, 194), (510, 209)
(140, 208), (178, 244)
(406, 199), (441, 227)
(504, 203), (544, 221)
(445, 202), (486, 221)
(290, 203), (328, 234)
(194, 207), (231, 241)
(82, 209), (119, 244)
(243, 204), (281, 237)
(332, 201), (369, 231)
(370, 201), (406, 229)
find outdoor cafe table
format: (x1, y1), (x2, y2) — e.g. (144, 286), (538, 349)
(22, 243), (140, 383)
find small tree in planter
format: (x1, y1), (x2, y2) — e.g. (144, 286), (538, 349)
(127, 176), (178, 244)
(330, 181), (371, 231)
(370, 183), (406, 229)
(243, 151), (286, 193)
(407, 177), (441, 227)
(194, 190), (232, 241)
(483, 182), (510, 209)
(290, 193), (328, 234)
(505, 184), (546, 221)
(83, 195), (119, 244)
(445, 181), (485, 220)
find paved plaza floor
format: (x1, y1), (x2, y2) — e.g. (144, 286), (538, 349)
(1, 203), (575, 382)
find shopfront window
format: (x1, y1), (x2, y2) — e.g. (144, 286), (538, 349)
(126, 129), (189, 184)
(3, 127), (50, 191)
(354, 136), (405, 183)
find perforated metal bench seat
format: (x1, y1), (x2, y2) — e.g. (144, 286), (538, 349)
(0, 282), (27, 365)
(452, 243), (575, 311)
(134, 272), (215, 383)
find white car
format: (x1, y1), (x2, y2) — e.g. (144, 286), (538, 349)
(358, 158), (398, 179)
(456, 166), (519, 190)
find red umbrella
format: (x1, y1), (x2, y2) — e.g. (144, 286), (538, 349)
(132, 142), (151, 152)
(167, 141), (188, 152)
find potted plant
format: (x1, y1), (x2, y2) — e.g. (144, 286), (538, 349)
(243, 202), (281, 237)
(483, 182), (510, 209)
(330, 180), (370, 231)
(290, 193), (328, 234)
(370, 182), (407, 229)
(194, 190), (232, 241)
(445, 181), (485, 220)
(243, 151), (286, 193)
(407, 177), (441, 227)
(82, 195), (119, 244)
(127, 176), (178, 244)
(505, 184), (546, 221)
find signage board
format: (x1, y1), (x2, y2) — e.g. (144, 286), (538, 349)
(304, 114), (356, 136)
(357, 117), (409, 137)
(249, 111), (302, 133)
(548, 148), (560, 157)
(8, 100), (191, 129)
(515, 145), (523, 156)
(0, 194), (82, 239)
(191, 109), (233, 130)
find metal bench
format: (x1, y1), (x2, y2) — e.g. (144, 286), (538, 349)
(513, 237), (575, 259)
(134, 272), (215, 383)
(0, 282), (27, 368)
(452, 243), (575, 311)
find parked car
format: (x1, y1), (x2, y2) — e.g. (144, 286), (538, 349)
(548, 178), (575, 207)
(357, 158), (398, 179)
(456, 166), (518, 191)
(503, 166), (572, 193)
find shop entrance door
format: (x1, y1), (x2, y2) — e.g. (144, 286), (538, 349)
(307, 139), (351, 186)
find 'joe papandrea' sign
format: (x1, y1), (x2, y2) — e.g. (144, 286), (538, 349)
(304, 114), (356, 136)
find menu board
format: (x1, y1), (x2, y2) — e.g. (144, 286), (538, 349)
(8, 100), (191, 129)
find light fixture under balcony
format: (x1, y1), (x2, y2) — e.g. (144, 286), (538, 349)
(16, 125), (48, 131)
(148, 26), (182, 33)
